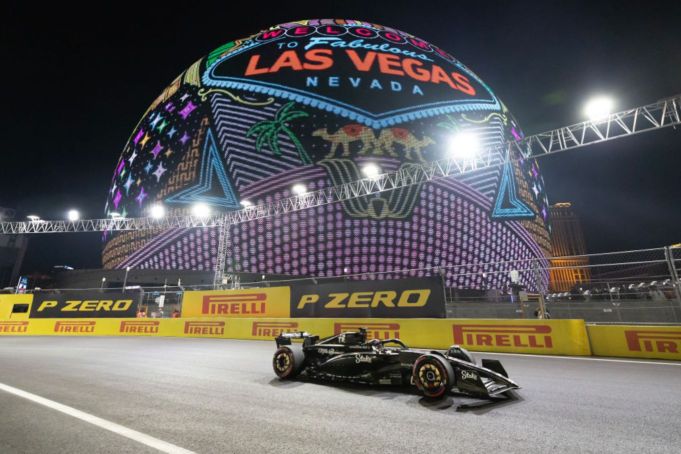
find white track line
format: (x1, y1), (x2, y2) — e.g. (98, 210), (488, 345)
(474, 351), (681, 367)
(0, 382), (196, 454)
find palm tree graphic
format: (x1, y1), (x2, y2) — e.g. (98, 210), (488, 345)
(246, 102), (312, 164)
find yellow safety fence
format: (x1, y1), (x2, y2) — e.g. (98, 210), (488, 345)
(0, 316), (591, 356)
(4, 294), (680, 359)
(587, 324), (681, 360)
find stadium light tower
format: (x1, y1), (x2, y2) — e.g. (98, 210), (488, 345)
(240, 200), (253, 208)
(447, 132), (481, 160)
(191, 203), (211, 218)
(292, 183), (307, 196)
(26, 215), (41, 222)
(361, 163), (381, 180)
(67, 209), (80, 222)
(149, 204), (165, 219)
(584, 96), (615, 121)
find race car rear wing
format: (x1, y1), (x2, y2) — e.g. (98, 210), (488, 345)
(275, 332), (318, 347)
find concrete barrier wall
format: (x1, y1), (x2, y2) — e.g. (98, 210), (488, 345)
(587, 324), (681, 360)
(0, 317), (592, 356)
(4, 294), (680, 360)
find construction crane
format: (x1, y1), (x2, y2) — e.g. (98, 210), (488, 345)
(1, 94), (680, 288)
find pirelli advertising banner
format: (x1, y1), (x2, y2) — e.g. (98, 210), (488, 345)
(290, 277), (445, 318)
(181, 287), (291, 318)
(587, 324), (681, 360)
(29, 291), (141, 318)
(0, 317), (590, 356)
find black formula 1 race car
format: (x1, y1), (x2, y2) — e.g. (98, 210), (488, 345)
(273, 328), (519, 399)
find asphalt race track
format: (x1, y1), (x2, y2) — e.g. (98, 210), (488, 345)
(1, 337), (680, 453)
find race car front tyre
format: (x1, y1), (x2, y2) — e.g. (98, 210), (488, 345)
(273, 346), (304, 379)
(412, 354), (454, 399)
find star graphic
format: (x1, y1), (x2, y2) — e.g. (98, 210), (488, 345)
(180, 93), (189, 102)
(179, 101), (197, 120)
(532, 183), (540, 197)
(140, 133), (151, 148)
(150, 141), (163, 158)
(531, 164), (539, 179)
(123, 175), (134, 194)
(164, 148), (173, 158)
(164, 101), (175, 112)
(158, 120), (168, 133)
(153, 163), (167, 182)
(133, 129), (145, 145)
(144, 162), (153, 174)
(179, 132), (190, 145)
(167, 126), (177, 138)
(115, 159), (125, 176)
(121, 207), (128, 218)
(165, 129), (240, 210)
(128, 150), (138, 164)
(135, 187), (148, 207)
(110, 183), (117, 196)
(113, 190), (122, 209)
(136, 178), (142, 186)
(150, 113), (163, 129)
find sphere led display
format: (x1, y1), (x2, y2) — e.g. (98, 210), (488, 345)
(104, 19), (552, 289)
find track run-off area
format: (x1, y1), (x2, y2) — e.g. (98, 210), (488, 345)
(1, 337), (679, 453)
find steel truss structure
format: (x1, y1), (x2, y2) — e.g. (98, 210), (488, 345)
(1, 94), (679, 286)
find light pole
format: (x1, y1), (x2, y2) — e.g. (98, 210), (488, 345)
(122, 266), (131, 293)
(100, 277), (106, 290)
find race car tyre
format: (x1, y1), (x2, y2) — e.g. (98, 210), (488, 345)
(412, 354), (454, 399)
(273, 346), (304, 379)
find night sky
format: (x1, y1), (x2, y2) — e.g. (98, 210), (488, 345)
(2, 1), (680, 273)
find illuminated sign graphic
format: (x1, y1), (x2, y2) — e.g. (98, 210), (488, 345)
(203, 22), (499, 128)
(104, 19), (552, 293)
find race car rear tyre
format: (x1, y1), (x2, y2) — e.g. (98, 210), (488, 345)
(273, 346), (304, 379)
(412, 354), (454, 399)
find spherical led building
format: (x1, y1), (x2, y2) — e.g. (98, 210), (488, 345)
(103, 19), (551, 290)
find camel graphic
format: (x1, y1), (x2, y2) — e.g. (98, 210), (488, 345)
(313, 124), (378, 158)
(314, 124), (434, 161)
(376, 128), (434, 162)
